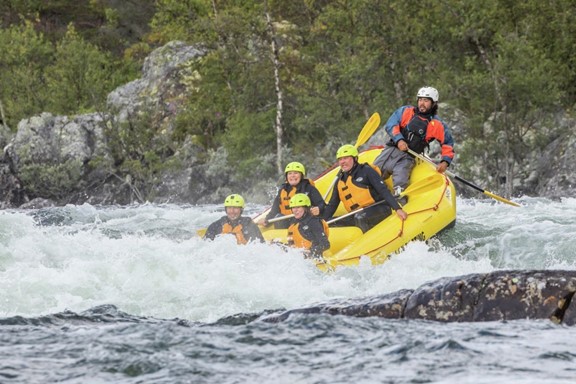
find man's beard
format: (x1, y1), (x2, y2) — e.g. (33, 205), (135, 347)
(418, 105), (432, 115)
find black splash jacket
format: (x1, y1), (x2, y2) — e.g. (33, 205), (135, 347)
(204, 216), (264, 244)
(288, 212), (330, 257)
(323, 162), (401, 220)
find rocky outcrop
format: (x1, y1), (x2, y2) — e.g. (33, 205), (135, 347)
(107, 41), (206, 132)
(3, 112), (114, 205)
(0, 41), (209, 207)
(529, 130), (576, 199)
(262, 270), (576, 325)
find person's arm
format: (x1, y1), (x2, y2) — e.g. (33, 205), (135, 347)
(306, 183), (326, 216)
(364, 167), (408, 220)
(321, 179), (341, 220)
(264, 189), (283, 222)
(308, 219), (330, 256)
(203, 219), (223, 240)
(244, 219), (265, 243)
(364, 166), (401, 211)
(385, 106), (410, 144)
(428, 117), (455, 166)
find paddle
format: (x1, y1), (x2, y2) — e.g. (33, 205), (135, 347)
(406, 149), (520, 207)
(266, 214), (294, 224)
(322, 112), (382, 200)
(326, 200), (387, 225)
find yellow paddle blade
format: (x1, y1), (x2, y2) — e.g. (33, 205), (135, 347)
(196, 228), (207, 237)
(484, 191), (521, 207)
(407, 148), (521, 207)
(399, 174), (443, 197)
(354, 112), (381, 148)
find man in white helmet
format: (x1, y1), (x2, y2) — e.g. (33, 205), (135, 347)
(374, 86), (454, 203)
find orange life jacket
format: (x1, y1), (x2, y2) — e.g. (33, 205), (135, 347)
(278, 179), (317, 215)
(279, 187), (297, 215)
(221, 222), (248, 245)
(337, 176), (376, 212)
(287, 219), (329, 250)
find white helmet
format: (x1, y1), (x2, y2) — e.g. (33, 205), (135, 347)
(417, 86), (439, 102)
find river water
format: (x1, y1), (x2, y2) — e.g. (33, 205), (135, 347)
(1, 197), (575, 383)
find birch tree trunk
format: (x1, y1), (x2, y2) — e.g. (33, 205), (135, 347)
(0, 99), (8, 132)
(265, 4), (284, 175)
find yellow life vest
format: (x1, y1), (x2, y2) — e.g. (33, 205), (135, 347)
(221, 222), (247, 245)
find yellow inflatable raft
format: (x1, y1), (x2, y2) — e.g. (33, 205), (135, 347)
(254, 147), (456, 270)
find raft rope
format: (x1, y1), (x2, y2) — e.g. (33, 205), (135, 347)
(338, 176), (451, 262)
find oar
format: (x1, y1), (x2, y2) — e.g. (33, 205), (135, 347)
(354, 112), (381, 148)
(327, 200), (388, 225)
(266, 214), (294, 224)
(406, 149), (520, 207)
(322, 112), (381, 200)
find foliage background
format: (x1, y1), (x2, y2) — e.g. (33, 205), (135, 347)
(1, 0), (574, 201)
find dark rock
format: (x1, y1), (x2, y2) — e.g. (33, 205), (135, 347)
(321, 289), (412, 318)
(262, 270), (576, 325)
(262, 289), (413, 323)
(405, 270), (576, 323)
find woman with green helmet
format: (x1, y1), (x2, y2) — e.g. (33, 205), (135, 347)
(260, 161), (325, 229)
(286, 193), (330, 260)
(204, 194), (264, 244)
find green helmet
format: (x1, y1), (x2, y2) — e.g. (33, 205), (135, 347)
(224, 194), (245, 208)
(336, 144), (359, 159)
(284, 161), (306, 176)
(289, 193), (311, 208)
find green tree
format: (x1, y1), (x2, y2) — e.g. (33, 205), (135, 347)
(44, 24), (124, 114)
(154, 1), (286, 177)
(0, 21), (52, 130)
(444, 0), (566, 196)
(100, 108), (181, 203)
(4, 0), (575, 201)
(148, 0), (210, 43)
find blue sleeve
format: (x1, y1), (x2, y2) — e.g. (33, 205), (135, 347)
(385, 106), (410, 143)
(437, 117), (455, 164)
